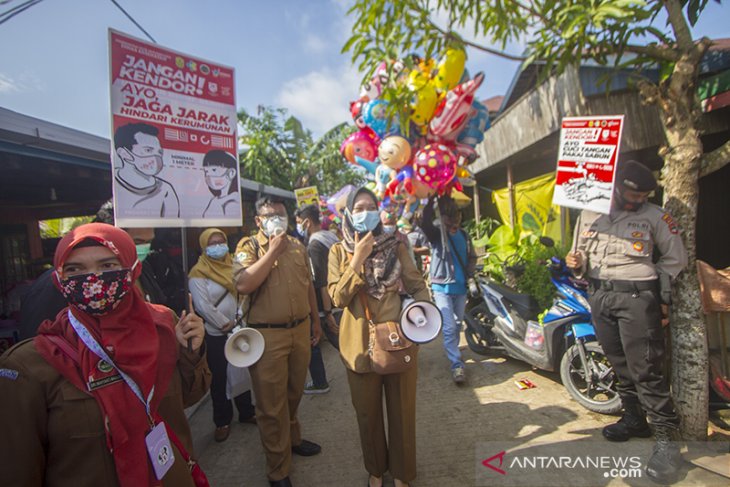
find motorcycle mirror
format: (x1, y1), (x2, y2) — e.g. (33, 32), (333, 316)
(539, 236), (555, 248)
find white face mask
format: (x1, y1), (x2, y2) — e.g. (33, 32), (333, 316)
(383, 225), (396, 234)
(262, 215), (288, 237)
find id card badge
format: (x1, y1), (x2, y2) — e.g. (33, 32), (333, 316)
(145, 422), (175, 480)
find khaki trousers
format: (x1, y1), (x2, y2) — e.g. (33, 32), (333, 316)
(248, 319), (311, 481)
(346, 353), (418, 482)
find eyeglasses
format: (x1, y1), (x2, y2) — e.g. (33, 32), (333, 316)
(259, 212), (287, 219)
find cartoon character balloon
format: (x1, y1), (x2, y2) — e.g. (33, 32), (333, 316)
(413, 144), (457, 196)
(378, 136), (412, 171)
(363, 99), (399, 139)
(457, 99), (490, 148)
(340, 128), (379, 168)
(430, 72), (485, 140)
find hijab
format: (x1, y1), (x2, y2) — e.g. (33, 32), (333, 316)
(342, 187), (402, 300)
(35, 223), (178, 487)
(188, 228), (236, 296)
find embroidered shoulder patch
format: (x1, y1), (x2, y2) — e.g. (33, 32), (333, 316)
(0, 368), (19, 380)
(235, 252), (248, 263)
(661, 213), (679, 234)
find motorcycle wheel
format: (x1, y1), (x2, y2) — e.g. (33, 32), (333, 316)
(560, 341), (622, 415)
(463, 303), (500, 356)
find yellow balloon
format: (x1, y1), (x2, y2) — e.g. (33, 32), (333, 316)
(407, 70), (439, 126)
(451, 188), (472, 207)
(434, 48), (466, 92)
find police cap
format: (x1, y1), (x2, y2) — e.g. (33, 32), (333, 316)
(616, 160), (657, 192)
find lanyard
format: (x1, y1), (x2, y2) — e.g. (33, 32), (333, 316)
(67, 310), (155, 421)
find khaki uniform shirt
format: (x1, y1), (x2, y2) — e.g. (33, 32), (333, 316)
(572, 203), (688, 281)
(0, 339), (211, 487)
(328, 242), (430, 373)
(233, 232), (312, 325)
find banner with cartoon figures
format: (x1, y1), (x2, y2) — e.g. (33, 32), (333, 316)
(294, 186), (320, 207)
(552, 115), (624, 215)
(339, 48), (490, 223)
(109, 29), (241, 228)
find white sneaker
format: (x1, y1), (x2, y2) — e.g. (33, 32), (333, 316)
(303, 381), (331, 394)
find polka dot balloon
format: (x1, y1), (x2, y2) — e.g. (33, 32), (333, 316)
(413, 144), (457, 195)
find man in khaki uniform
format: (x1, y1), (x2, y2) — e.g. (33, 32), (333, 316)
(567, 160), (687, 484)
(234, 196), (323, 487)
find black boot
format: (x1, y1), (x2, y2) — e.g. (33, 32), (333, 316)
(646, 425), (682, 484)
(602, 402), (652, 442)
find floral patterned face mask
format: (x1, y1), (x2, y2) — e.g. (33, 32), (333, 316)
(58, 268), (133, 315)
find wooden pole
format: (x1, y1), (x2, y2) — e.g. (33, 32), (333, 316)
(473, 185), (481, 239)
(506, 163), (516, 229)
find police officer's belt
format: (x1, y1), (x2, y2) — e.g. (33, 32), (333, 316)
(590, 278), (657, 293)
(248, 316), (309, 329)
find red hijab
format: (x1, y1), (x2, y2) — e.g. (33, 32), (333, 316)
(35, 223), (178, 487)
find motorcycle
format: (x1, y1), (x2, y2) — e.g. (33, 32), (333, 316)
(464, 239), (621, 414)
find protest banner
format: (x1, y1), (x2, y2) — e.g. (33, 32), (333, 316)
(552, 115), (624, 214)
(109, 29), (240, 227)
(294, 186), (320, 208)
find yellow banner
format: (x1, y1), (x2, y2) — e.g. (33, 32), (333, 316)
(294, 186), (320, 208)
(492, 172), (563, 243)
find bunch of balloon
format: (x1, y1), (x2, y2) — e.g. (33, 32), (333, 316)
(339, 48), (491, 224)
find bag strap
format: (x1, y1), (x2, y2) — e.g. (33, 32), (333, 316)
(447, 231), (469, 276)
(358, 291), (373, 324)
(163, 421), (193, 464)
(213, 289), (229, 308)
(45, 334), (80, 365)
(238, 236), (263, 325)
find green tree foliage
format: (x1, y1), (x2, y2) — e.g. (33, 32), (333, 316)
(39, 216), (94, 239)
(344, 0), (727, 440)
(238, 107), (365, 195)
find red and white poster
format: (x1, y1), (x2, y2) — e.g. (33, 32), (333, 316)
(552, 115), (624, 214)
(109, 29), (241, 227)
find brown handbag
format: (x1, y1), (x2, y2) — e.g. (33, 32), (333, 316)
(359, 292), (416, 375)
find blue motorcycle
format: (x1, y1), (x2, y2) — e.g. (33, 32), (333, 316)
(464, 241), (621, 414)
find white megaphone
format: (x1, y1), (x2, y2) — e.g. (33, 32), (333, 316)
(399, 299), (442, 344)
(224, 326), (265, 367)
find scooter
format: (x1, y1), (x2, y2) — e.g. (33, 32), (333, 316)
(464, 241), (621, 414)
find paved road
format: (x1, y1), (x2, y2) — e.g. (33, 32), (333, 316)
(190, 334), (728, 487)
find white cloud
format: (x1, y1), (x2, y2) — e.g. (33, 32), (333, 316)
(0, 72), (44, 94)
(0, 73), (21, 93)
(276, 64), (361, 135)
(304, 34), (328, 54)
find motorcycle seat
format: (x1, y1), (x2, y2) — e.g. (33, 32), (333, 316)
(490, 281), (540, 313)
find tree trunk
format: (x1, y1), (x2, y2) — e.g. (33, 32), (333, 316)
(643, 43), (709, 440)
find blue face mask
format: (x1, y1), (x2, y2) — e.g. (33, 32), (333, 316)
(206, 243), (229, 260)
(350, 210), (380, 233)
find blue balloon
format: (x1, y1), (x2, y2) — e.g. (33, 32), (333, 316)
(457, 100), (490, 148)
(363, 99), (399, 138)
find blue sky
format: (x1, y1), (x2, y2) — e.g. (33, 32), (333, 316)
(0, 0), (728, 138)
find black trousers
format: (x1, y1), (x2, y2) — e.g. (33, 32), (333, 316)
(590, 288), (679, 429)
(205, 332), (255, 427)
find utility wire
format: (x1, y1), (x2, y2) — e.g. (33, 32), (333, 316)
(0, 0), (43, 26)
(108, 0), (156, 44)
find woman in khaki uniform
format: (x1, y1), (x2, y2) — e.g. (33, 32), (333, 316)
(328, 188), (430, 487)
(0, 223), (211, 487)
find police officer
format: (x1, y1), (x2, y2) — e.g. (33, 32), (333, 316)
(566, 160), (688, 484)
(234, 196), (323, 487)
